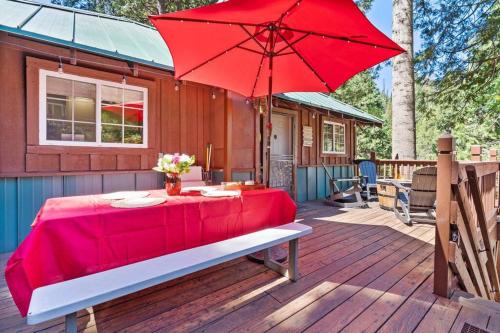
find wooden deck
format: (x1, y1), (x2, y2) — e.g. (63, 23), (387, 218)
(1, 202), (498, 333)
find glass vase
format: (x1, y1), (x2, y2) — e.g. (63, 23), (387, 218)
(165, 174), (182, 196)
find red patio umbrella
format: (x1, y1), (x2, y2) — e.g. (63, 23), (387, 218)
(150, 0), (404, 184)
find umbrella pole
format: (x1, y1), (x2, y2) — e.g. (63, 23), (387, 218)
(265, 26), (274, 188)
(266, 60), (273, 187)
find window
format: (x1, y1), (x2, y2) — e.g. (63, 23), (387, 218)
(39, 70), (147, 147)
(322, 120), (345, 154)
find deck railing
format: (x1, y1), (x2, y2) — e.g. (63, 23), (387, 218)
(357, 144), (497, 180)
(355, 152), (437, 180)
(375, 158), (437, 180)
(434, 134), (500, 300)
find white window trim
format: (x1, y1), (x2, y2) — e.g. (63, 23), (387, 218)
(322, 120), (346, 154)
(39, 69), (148, 148)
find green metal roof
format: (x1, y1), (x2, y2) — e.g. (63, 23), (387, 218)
(0, 0), (381, 124)
(278, 92), (383, 124)
(0, 0), (173, 69)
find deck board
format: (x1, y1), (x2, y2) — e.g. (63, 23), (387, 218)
(0, 202), (495, 333)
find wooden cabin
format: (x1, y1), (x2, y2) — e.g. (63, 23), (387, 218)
(0, 0), (381, 253)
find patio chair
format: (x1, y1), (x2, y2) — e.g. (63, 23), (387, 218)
(180, 166), (207, 188)
(358, 160), (377, 199)
(392, 166), (437, 225)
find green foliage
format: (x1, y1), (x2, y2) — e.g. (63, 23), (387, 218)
(153, 154), (196, 175)
(354, 0), (375, 13)
(332, 71), (392, 159)
(54, 0), (374, 23)
(414, 0), (499, 160)
(52, 0), (218, 23)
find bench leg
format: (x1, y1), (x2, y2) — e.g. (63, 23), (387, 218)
(288, 239), (299, 281)
(263, 239), (299, 282)
(65, 312), (77, 333)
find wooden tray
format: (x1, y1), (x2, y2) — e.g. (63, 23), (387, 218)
(223, 184), (266, 191)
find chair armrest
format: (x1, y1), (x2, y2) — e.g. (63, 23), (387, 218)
(391, 180), (411, 192)
(359, 175), (369, 185)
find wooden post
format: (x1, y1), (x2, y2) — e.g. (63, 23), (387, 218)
(471, 145), (482, 161)
(369, 151), (376, 161)
(490, 148), (497, 161)
(434, 133), (456, 297)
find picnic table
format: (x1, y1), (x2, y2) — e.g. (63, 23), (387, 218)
(5, 188), (296, 316)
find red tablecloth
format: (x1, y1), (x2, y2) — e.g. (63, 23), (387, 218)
(5, 189), (296, 316)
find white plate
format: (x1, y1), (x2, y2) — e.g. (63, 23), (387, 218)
(101, 191), (149, 200)
(111, 197), (166, 208)
(201, 190), (240, 198)
(181, 186), (218, 193)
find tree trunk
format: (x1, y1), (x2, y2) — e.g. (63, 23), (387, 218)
(392, 0), (416, 159)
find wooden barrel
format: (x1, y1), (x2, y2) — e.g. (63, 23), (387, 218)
(376, 179), (411, 210)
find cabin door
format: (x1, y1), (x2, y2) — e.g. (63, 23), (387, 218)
(270, 112), (295, 196)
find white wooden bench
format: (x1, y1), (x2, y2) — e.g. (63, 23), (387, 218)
(27, 222), (312, 333)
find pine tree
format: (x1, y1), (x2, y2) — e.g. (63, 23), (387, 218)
(391, 0), (416, 159)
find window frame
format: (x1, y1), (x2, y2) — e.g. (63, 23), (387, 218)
(322, 120), (346, 155)
(39, 69), (148, 148)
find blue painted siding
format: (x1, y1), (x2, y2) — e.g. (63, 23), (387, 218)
(296, 168), (307, 202)
(307, 167), (317, 201)
(316, 167), (326, 199)
(296, 165), (356, 203)
(0, 172), (164, 253)
(232, 171), (254, 182)
(0, 178), (18, 252)
(64, 175), (103, 196)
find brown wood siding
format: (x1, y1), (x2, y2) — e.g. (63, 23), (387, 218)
(0, 32), (256, 177)
(0, 32), (362, 178)
(296, 108), (356, 167)
(272, 99), (357, 168)
(228, 92), (255, 171)
(0, 35), (26, 173)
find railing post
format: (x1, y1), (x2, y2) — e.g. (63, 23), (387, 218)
(490, 148), (497, 161)
(492, 148), (499, 209)
(471, 145), (482, 161)
(434, 134), (456, 297)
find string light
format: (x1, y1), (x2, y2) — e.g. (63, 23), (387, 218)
(121, 74), (127, 85)
(245, 98), (250, 105)
(174, 81), (180, 91)
(0, 40), (377, 126)
(212, 91), (216, 100)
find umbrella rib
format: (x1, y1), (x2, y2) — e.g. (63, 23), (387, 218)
(275, 30), (333, 92)
(276, 0), (303, 25)
(274, 32), (311, 56)
(239, 25), (267, 53)
(237, 45), (266, 56)
(250, 30), (271, 98)
(278, 26), (404, 52)
(150, 16), (263, 28)
(176, 28), (268, 80)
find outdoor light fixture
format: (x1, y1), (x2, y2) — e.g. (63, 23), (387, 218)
(212, 91), (216, 99)
(245, 98), (250, 105)
(174, 81), (180, 91)
(122, 75), (127, 85)
(58, 57), (63, 74)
